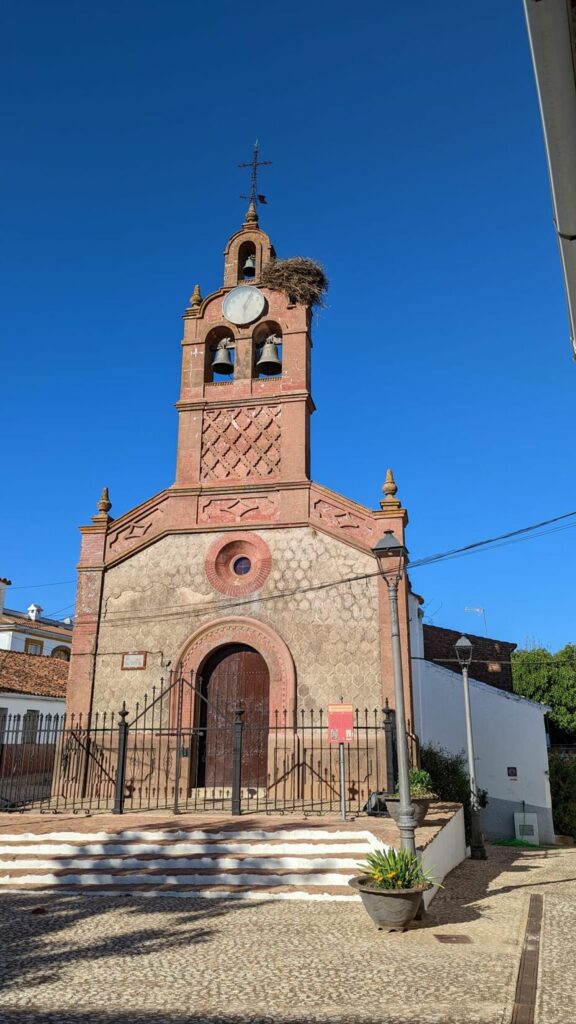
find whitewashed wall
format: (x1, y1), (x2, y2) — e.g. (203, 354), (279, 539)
(0, 630), (70, 656)
(409, 596), (554, 843)
(0, 694), (66, 739)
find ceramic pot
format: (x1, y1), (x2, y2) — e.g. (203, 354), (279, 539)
(349, 876), (428, 931)
(384, 797), (431, 828)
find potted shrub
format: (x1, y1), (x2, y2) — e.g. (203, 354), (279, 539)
(385, 768), (437, 827)
(349, 847), (437, 932)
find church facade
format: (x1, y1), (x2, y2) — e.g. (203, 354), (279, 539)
(67, 202), (414, 802)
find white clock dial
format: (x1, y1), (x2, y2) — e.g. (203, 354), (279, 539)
(222, 285), (265, 325)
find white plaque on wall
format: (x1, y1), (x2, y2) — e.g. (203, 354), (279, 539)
(121, 652), (147, 670)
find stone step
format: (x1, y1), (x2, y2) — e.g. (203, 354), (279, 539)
(0, 827), (377, 900)
(0, 855), (365, 870)
(0, 869), (358, 887)
(0, 881), (358, 900)
(0, 828), (374, 843)
(0, 841), (373, 858)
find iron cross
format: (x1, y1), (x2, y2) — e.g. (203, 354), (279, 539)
(239, 140), (272, 207)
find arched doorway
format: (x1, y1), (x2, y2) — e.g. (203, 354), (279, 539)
(197, 644), (270, 788)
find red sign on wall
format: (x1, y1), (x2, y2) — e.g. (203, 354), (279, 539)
(327, 703), (354, 745)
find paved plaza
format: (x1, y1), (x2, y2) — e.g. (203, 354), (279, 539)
(0, 844), (574, 1024)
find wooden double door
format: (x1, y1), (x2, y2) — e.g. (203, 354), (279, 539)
(196, 644), (270, 788)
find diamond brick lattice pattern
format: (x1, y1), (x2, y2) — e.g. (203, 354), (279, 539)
(201, 406), (281, 480)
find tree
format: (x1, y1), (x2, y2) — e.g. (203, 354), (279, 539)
(512, 644), (576, 734)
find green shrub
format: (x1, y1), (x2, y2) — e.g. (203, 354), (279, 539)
(548, 751), (576, 839)
(357, 847), (437, 890)
(393, 767), (436, 799)
(420, 744), (487, 843)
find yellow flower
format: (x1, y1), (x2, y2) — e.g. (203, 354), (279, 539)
(386, 871), (397, 879)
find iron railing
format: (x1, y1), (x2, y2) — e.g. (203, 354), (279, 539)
(0, 675), (399, 816)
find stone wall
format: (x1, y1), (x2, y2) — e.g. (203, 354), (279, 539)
(92, 526), (381, 715)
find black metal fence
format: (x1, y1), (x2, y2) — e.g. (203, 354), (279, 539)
(0, 675), (399, 816)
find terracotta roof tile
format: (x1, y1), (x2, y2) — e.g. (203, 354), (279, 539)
(0, 650), (68, 699)
(0, 610), (73, 638)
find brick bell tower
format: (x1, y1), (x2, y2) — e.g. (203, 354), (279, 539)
(173, 195), (313, 528)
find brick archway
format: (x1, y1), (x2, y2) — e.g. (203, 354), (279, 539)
(175, 616), (297, 718)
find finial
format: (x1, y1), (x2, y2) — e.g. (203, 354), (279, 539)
(239, 141), (271, 223)
(92, 486), (113, 524)
(380, 468), (401, 509)
(244, 198), (258, 224)
(189, 283), (202, 307)
(97, 487), (112, 515)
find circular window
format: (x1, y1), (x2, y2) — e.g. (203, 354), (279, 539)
(233, 556), (252, 576)
(205, 534), (272, 597)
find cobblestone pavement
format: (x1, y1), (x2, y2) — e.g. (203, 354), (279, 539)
(0, 845), (574, 1024)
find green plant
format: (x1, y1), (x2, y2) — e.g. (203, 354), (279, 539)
(357, 847), (438, 891)
(420, 744), (488, 843)
(402, 767), (436, 798)
(548, 751), (576, 838)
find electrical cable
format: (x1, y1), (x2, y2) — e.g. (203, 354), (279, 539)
(100, 510), (576, 628)
(6, 508), (576, 628)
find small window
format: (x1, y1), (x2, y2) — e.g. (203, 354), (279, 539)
(233, 556), (252, 576)
(205, 327), (236, 383)
(238, 240), (257, 281)
(25, 639), (43, 656)
(252, 321), (283, 379)
(51, 646), (71, 662)
(22, 710), (40, 744)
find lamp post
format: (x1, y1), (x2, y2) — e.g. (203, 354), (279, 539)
(454, 635), (487, 860)
(372, 531), (416, 855)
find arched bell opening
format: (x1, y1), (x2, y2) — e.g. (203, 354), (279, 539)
(237, 240), (257, 282)
(194, 643), (270, 789)
(252, 321), (283, 379)
(205, 325), (236, 382)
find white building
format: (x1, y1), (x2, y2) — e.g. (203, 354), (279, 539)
(409, 594), (554, 844)
(0, 578), (72, 660)
(0, 649), (67, 744)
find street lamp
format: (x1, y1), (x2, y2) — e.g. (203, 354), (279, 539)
(454, 635), (487, 860)
(372, 530), (417, 855)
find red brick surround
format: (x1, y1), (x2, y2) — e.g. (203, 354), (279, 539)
(204, 532), (272, 596)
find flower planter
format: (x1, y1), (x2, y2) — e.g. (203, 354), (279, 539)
(384, 797), (431, 828)
(349, 876), (428, 932)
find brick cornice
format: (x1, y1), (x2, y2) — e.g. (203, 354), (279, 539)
(374, 506), (409, 526)
(175, 391), (313, 413)
(169, 480), (311, 496)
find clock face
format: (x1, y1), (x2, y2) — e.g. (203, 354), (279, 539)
(222, 285), (265, 326)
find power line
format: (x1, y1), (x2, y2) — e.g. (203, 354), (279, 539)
(8, 581), (75, 591)
(43, 604), (75, 619)
(101, 509), (576, 628)
(408, 510), (576, 568)
(7, 508), (576, 624)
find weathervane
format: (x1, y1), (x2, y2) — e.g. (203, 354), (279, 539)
(239, 140), (271, 213)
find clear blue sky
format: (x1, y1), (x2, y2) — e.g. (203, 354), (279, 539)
(2, 1), (574, 651)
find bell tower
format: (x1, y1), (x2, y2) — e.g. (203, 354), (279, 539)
(173, 188), (314, 527)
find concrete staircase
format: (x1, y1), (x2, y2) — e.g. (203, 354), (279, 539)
(0, 828), (381, 900)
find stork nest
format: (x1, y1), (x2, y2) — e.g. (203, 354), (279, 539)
(260, 257), (328, 308)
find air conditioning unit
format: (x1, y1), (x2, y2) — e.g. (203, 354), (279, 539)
(514, 812), (539, 845)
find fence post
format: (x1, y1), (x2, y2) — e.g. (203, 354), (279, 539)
(231, 703), (244, 816)
(113, 703), (129, 815)
(383, 701), (397, 795)
(173, 673), (184, 815)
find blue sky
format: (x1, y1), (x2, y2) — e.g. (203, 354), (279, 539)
(2, 1), (574, 651)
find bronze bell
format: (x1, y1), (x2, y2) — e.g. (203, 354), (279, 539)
(256, 336), (282, 376)
(242, 254), (256, 278)
(211, 339), (234, 375)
